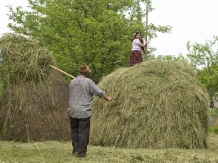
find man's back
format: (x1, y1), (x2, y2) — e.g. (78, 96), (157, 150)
(68, 75), (104, 118)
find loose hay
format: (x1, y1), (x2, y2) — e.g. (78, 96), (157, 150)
(0, 71), (70, 142)
(0, 34), (70, 142)
(0, 33), (53, 85)
(90, 61), (210, 149)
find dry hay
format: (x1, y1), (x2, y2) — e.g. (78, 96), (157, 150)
(0, 70), (70, 142)
(0, 33), (53, 85)
(90, 61), (210, 149)
(0, 33), (70, 142)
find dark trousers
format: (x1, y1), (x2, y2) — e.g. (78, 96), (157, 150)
(69, 116), (90, 154)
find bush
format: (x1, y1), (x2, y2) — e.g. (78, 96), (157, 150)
(210, 108), (218, 117)
(213, 128), (218, 134)
(210, 127), (218, 134)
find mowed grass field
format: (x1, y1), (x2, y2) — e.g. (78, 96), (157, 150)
(0, 134), (218, 163)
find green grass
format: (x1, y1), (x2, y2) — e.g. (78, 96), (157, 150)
(0, 134), (218, 163)
(210, 108), (218, 117)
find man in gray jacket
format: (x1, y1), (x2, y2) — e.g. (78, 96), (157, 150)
(68, 63), (112, 157)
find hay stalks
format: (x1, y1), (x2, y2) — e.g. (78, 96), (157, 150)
(0, 33), (53, 85)
(90, 61), (210, 149)
(0, 34), (71, 142)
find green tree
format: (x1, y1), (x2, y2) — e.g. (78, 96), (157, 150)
(186, 35), (218, 99)
(7, 0), (171, 82)
(149, 54), (187, 61)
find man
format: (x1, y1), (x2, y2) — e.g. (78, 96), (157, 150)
(67, 63), (113, 157)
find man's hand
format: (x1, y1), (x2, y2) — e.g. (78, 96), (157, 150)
(106, 96), (113, 101)
(104, 94), (113, 101)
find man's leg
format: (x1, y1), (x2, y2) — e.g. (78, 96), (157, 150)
(69, 117), (79, 154)
(77, 117), (90, 156)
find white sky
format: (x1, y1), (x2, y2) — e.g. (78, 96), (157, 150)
(0, 0), (218, 56)
(149, 0), (218, 56)
(0, 0), (28, 34)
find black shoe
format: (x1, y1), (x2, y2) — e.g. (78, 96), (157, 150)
(77, 153), (87, 157)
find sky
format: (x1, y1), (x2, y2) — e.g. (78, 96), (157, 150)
(0, 0), (217, 56)
(148, 0), (218, 56)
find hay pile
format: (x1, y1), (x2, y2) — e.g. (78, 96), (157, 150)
(90, 61), (210, 149)
(0, 71), (70, 142)
(0, 33), (70, 142)
(0, 33), (53, 85)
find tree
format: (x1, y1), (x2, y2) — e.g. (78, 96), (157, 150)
(150, 54), (187, 61)
(7, 0), (171, 82)
(186, 35), (218, 99)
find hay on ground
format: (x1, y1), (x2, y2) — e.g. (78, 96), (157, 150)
(90, 61), (210, 149)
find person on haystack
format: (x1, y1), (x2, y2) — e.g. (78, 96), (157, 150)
(67, 63), (113, 157)
(129, 32), (147, 66)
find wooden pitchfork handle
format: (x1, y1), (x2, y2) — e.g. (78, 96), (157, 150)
(49, 65), (75, 79)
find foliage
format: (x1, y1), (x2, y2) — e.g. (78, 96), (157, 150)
(186, 36), (218, 68)
(210, 127), (218, 135)
(213, 127), (218, 134)
(210, 108), (218, 117)
(186, 36), (218, 99)
(7, 0), (171, 82)
(149, 54), (188, 61)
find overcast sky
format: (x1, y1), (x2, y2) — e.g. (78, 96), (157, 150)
(149, 0), (218, 56)
(0, 0), (217, 56)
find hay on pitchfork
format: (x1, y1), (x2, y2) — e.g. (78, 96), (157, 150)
(0, 33), (53, 85)
(90, 61), (210, 149)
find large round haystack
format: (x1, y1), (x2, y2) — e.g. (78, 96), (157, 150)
(90, 61), (210, 149)
(0, 71), (70, 142)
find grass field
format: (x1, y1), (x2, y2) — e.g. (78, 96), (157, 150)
(0, 134), (218, 163)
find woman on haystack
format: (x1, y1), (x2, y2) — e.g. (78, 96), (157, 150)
(129, 32), (147, 66)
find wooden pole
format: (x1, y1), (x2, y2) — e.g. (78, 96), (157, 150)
(113, 125), (125, 149)
(113, 120), (127, 149)
(144, 3), (149, 60)
(49, 65), (75, 79)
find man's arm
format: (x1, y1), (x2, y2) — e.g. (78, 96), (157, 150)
(89, 80), (113, 101)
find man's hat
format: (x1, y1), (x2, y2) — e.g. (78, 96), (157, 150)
(78, 63), (91, 73)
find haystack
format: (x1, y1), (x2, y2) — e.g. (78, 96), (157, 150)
(0, 70), (70, 142)
(0, 33), (71, 142)
(90, 61), (210, 149)
(0, 33), (53, 85)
